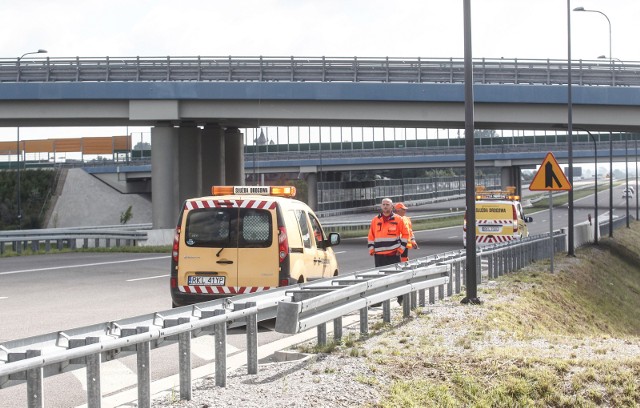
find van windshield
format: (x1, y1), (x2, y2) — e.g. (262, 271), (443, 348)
(185, 208), (272, 248)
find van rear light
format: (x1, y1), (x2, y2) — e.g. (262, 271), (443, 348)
(278, 226), (289, 263)
(463, 213), (467, 232)
(172, 226), (181, 263)
(512, 206), (518, 233)
(170, 277), (178, 288)
(279, 279), (289, 287)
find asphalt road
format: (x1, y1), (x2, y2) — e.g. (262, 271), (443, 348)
(0, 182), (633, 407)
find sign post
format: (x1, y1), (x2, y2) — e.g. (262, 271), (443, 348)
(529, 152), (572, 273)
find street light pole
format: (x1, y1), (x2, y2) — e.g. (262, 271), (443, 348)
(15, 49), (47, 229)
(574, 7), (613, 83)
(574, 6), (614, 236)
(567, 0), (575, 256)
(626, 134), (630, 227)
(580, 129), (598, 244)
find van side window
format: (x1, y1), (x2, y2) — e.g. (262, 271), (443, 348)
(308, 213), (325, 246)
(295, 210), (312, 249)
(240, 209), (272, 247)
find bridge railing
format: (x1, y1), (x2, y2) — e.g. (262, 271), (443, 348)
(1, 56), (639, 87)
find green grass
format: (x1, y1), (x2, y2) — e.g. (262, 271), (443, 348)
(336, 222), (640, 407)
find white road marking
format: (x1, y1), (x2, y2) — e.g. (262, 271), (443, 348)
(73, 360), (138, 396)
(0, 297), (8, 300)
(448, 236), (458, 239)
(0, 256), (170, 276)
(333, 251), (347, 254)
(126, 274), (169, 282)
(191, 336), (240, 360)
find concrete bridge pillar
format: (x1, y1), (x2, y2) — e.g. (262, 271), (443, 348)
(151, 124), (179, 229)
(306, 172), (318, 211)
(201, 124), (225, 194)
(224, 127), (245, 186)
(501, 166), (522, 196)
(178, 123), (201, 201)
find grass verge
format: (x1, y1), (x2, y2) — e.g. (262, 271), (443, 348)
(315, 222), (640, 407)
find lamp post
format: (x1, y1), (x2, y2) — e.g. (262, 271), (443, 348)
(573, 6), (613, 236)
(574, 7), (613, 84)
(578, 128), (598, 244)
(16, 49), (47, 229)
(626, 134), (630, 227)
(566, 1), (575, 256)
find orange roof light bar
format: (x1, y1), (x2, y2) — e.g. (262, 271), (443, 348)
(211, 186), (296, 198)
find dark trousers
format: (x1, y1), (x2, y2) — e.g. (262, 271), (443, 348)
(374, 254), (401, 267)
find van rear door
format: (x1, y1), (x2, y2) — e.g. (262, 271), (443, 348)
(235, 207), (279, 290)
(181, 207), (239, 293)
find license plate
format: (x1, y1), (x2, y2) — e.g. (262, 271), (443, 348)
(481, 226), (501, 233)
(188, 276), (225, 286)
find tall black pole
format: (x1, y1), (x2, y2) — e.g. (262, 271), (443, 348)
(626, 134), (629, 227)
(588, 131), (598, 245)
(636, 139), (638, 220)
(567, 0), (575, 255)
(16, 127), (22, 229)
(462, 0), (479, 304)
(610, 132), (614, 237)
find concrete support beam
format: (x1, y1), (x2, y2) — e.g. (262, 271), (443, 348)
(225, 127), (245, 186)
(501, 166), (522, 196)
(306, 172), (318, 210)
(178, 124), (201, 201)
(201, 124), (225, 194)
(151, 124), (179, 229)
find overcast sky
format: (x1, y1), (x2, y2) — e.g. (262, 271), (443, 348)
(0, 0), (637, 141)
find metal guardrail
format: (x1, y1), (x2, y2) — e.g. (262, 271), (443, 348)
(1, 56), (639, 87)
(0, 226), (149, 255)
(0, 222), (613, 407)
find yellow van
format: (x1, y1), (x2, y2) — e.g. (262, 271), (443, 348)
(170, 186), (341, 307)
(463, 186), (533, 247)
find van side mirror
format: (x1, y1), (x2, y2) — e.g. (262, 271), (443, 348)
(327, 232), (341, 247)
(524, 216), (533, 223)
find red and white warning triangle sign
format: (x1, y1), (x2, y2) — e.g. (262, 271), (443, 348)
(529, 152), (572, 191)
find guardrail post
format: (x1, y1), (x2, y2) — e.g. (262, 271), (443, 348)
(16, 240), (22, 254)
(317, 323), (327, 346)
(0, 242), (4, 255)
(45, 240), (51, 252)
(177, 317), (192, 400)
(359, 308), (368, 336)
(455, 260), (461, 294)
(410, 291), (417, 310)
(136, 327), (151, 408)
(333, 317), (343, 342)
(245, 303), (258, 375)
(447, 264), (453, 296)
(418, 289), (426, 307)
(428, 287), (435, 304)
(106, 238), (111, 248)
(402, 294), (411, 318)
(438, 283), (445, 301)
(94, 238), (99, 248)
(213, 310), (227, 387)
(476, 254), (482, 284)
(57, 239), (63, 250)
(487, 252), (494, 279)
(26, 349), (43, 408)
(85, 337), (102, 408)
(83, 238), (89, 249)
(382, 300), (391, 323)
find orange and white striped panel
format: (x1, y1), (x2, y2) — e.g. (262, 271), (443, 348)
(477, 220), (513, 225)
(178, 286), (271, 295)
(185, 199), (277, 210)
(476, 235), (515, 244)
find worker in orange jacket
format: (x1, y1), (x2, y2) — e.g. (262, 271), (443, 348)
(394, 202), (418, 262)
(368, 198), (409, 267)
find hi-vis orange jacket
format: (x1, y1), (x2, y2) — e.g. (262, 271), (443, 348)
(401, 215), (416, 249)
(368, 213), (409, 256)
